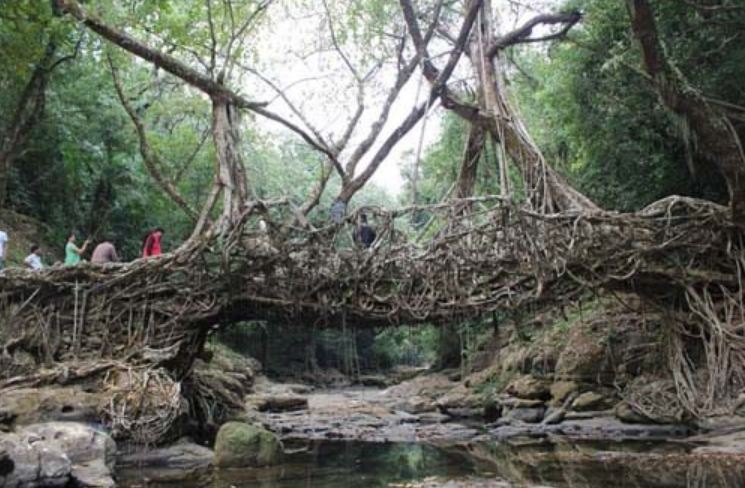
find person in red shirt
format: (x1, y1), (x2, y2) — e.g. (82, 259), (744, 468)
(142, 228), (164, 258)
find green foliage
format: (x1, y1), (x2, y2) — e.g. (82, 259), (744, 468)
(511, 0), (738, 211)
(371, 326), (439, 368)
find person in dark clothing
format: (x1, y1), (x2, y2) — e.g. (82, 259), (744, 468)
(354, 214), (376, 249)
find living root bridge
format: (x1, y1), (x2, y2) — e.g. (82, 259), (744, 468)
(0, 195), (740, 368)
(1, 195), (744, 438)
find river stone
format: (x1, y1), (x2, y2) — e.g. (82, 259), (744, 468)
(396, 395), (436, 414)
(505, 375), (550, 401)
(550, 381), (579, 406)
(542, 407), (566, 425)
(490, 416), (689, 441)
(20, 422), (116, 470)
(0, 387), (103, 427)
(498, 396), (544, 409)
(0, 431), (71, 488)
(505, 406), (546, 424)
(15, 422), (116, 487)
(571, 391), (607, 411)
(214, 422), (283, 468)
(255, 395), (308, 412)
(614, 401), (652, 424)
(117, 439), (214, 483)
(71, 459), (115, 488)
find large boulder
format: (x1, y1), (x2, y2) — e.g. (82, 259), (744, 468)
(549, 381), (579, 406)
(214, 422), (282, 468)
(117, 439), (214, 484)
(18, 422), (116, 487)
(254, 395), (308, 413)
(570, 391), (608, 412)
(0, 387), (103, 428)
(505, 375), (550, 401)
(614, 401), (654, 424)
(0, 432), (70, 488)
(21, 422), (115, 469)
(0, 422), (114, 487)
(505, 406), (546, 424)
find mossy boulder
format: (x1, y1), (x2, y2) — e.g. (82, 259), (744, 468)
(0, 387), (104, 428)
(505, 375), (550, 401)
(570, 391), (607, 411)
(550, 381), (579, 406)
(214, 422), (282, 468)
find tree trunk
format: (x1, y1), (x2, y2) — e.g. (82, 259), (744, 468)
(469, 1), (597, 213)
(628, 0), (745, 226)
(212, 99), (248, 226)
(0, 42), (57, 209)
(455, 122), (485, 199)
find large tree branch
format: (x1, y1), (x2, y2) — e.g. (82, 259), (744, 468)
(342, 57), (419, 180)
(337, 0), (481, 203)
(628, 0), (745, 225)
(339, 102), (428, 202)
(486, 11), (582, 57)
(205, 0), (218, 77)
(51, 0), (342, 168)
(241, 65), (333, 153)
(400, 0), (482, 122)
(108, 56), (199, 221)
(342, 2), (447, 181)
(52, 0), (264, 107)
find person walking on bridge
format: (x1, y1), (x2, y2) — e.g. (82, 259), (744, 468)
(142, 227), (164, 258)
(24, 244), (43, 271)
(64, 232), (89, 266)
(354, 214), (376, 249)
(0, 229), (7, 271)
(91, 238), (119, 264)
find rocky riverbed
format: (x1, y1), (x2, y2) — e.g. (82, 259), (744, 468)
(5, 372), (745, 487)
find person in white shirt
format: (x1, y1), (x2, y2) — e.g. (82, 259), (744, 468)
(24, 244), (43, 271)
(0, 230), (7, 270)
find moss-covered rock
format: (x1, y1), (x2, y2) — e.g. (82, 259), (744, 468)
(0, 387), (104, 428)
(505, 375), (550, 401)
(555, 323), (610, 381)
(214, 422), (282, 468)
(550, 381), (579, 406)
(570, 391), (607, 411)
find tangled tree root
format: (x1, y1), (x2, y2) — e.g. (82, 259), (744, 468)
(0, 195), (743, 432)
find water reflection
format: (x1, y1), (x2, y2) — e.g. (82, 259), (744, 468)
(466, 438), (745, 488)
(212, 441), (483, 488)
(119, 438), (745, 488)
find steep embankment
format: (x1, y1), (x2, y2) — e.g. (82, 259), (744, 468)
(0, 211), (55, 268)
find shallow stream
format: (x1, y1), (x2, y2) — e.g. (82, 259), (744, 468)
(118, 385), (745, 487)
(120, 437), (745, 488)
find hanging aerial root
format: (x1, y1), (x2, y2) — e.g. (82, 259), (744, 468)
(102, 366), (183, 445)
(0, 194), (743, 420)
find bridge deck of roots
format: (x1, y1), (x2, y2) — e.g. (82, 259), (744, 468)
(1, 195), (743, 442)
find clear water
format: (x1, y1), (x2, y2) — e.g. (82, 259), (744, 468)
(212, 441), (485, 488)
(119, 438), (745, 488)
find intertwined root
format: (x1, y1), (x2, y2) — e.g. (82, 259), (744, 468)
(103, 367), (183, 445)
(0, 195), (743, 439)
